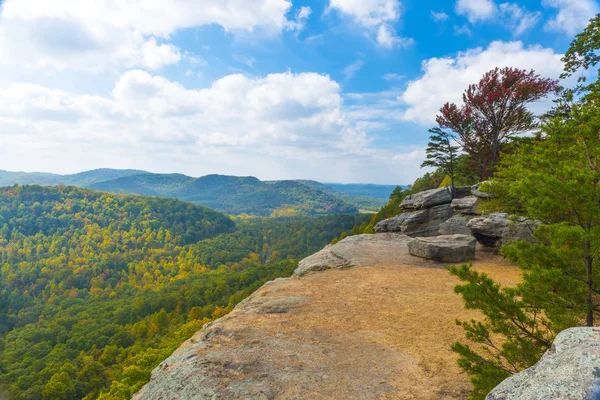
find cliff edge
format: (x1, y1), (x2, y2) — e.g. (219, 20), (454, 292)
(134, 233), (520, 400)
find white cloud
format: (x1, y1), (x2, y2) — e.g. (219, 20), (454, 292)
(327, 0), (412, 48)
(499, 3), (542, 36)
(400, 41), (566, 125)
(543, 0), (599, 36)
(455, 0), (497, 22)
(1, 70), (429, 183)
(343, 58), (366, 80)
(0, 0), (305, 72)
(383, 73), (404, 81)
(431, 11), (450, 22)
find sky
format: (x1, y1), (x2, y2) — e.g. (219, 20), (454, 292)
(0, 0), (597, 184)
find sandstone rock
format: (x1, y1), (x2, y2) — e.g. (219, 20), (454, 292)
(439, 215), (473, 236)
(294, 245), (352, 276)
(403, 204), (454, 236)
(408, 235), (476, 263)
(294, 233), (412, 276)
(400, 187), (452, 210)
(487, 327), (600, 400)
(467, 213), (540, 247)
(373, 213), (410, 233)
(450, 196), (481, 215)
(375, 204), (454, 237)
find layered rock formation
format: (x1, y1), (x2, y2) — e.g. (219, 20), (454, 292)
(487, 328), (600, 400)
(134, 234), (522, 400)
(408, 235), (476, 263)
(375, 185), (539, 251)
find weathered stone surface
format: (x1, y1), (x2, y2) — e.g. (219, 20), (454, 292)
(375, 204), (454, 237)
(404, 204), (454, 236)
(467, 213), (540, 247)
(373, 213), (410, 233)
(401, 187), (453, 210)
(451, 196), (481, 215)
(487, 327), (600, 400)
(408, 235), (476, 263)
(294, 233), (412, 276)
(135, 233), (524, 400)
(439, 214), (473, 236)
(294, 245), (352, 276)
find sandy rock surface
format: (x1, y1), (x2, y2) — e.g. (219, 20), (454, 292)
(134, 234), (521, 400)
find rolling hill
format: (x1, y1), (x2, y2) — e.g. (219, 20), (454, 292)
(0, 169), (403, 215)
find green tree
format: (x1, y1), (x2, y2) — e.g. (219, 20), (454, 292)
(421, 127), (460, 196)
(449, 92), (600, 400)
(562, 13), (600, 97)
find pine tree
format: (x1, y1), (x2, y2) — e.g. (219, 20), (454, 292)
(449, 94), (600, 400)
(421, 127), (460, 196)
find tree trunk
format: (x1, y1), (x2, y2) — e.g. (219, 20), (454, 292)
(586, 239), (594, 327)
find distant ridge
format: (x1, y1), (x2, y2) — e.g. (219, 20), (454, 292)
(0, 169), (402, 216)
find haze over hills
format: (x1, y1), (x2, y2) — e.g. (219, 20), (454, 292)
(0, 169), (403, 216)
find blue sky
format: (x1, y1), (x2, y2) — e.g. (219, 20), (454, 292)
(0, 0), (597, 184)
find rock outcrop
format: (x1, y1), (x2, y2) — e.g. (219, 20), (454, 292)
(295, 233), (410, 276)
(376, 186), (476, 238)
(439, 214), (473, 236)
(134, 233), (522, 400)
(373, 204), (455, 237)
(408, 235), (476, 263)
(450, 196), (480, 215)
(487, 327), (600, 400)
(400, 187), (453, 210)
(467, 213), (540, 247)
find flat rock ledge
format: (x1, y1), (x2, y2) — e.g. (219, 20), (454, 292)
(408, 235), (476, 263)
(294, 233), (413, 276)
(487, 327), (600, 400)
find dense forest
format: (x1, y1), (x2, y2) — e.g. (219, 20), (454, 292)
(0, 185), (368, 399)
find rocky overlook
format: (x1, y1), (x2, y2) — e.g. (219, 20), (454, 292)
(134, 233), (521, 399)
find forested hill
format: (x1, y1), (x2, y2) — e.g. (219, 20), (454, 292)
(0, 169), (402, 215)
(88, 174), (358, 216)
(0, 168), (145, 187)
(0, 185), (368, 399)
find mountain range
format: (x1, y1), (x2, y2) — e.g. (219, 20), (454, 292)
(0, 169), (401, 216)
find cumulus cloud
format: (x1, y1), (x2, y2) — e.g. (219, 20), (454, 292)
(0, 0), (306, 72)
(455, 0), (497, 22)
(0, 70), (424, 183)
(543, 0), (599, 36)
(327, 0), (412, 48)
(400, 41), (566, 125)
(454, 0), (541, 36)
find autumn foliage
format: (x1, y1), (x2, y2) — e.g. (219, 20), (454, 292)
(436, 67), (558, 180)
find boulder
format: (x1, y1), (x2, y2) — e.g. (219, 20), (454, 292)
(450, 196), (481, 215)
(294, 245), (352, 276)
(439, 215), (473, 236)
(400, 187), (452, 210)
(408, 235), (476, 263)
(467, 213), (540, 247)
(487, 328), (600, 400)
(375, 204), (454, 237)
(294, 233), (413, 276)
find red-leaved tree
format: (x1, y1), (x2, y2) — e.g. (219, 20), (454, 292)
(436, 67), (558, 180)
